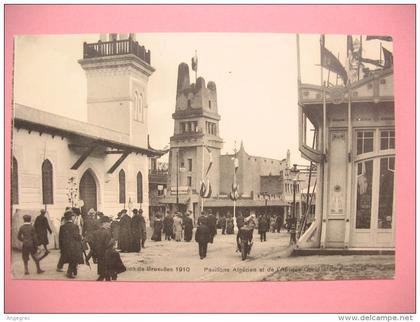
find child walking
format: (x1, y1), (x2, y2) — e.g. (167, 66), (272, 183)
(18, 215), (44, 275)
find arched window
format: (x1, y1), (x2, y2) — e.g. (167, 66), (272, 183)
(119, 169), (126, 204)
(137, 171), (143, 203)
(133, 92), (139, 121)
(12, 157), (18, 205)
(42, 159), (53, 205)
(133, 91), (143, 122)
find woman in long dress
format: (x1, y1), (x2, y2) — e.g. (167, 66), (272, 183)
(151, 214), (163, 241)
(173, 213), (183, 242)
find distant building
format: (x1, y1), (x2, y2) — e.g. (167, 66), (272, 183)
(160, 62), (311, 223)
(161, 62), (223, 221)
(11, 34), (164, 247)
(148, 154), (169, 224)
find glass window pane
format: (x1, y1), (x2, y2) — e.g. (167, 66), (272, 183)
(365, 132), (374, 138)
(357, 137), (363, 155)
(364, 138), (374, 153)
(381, 138), (388, 150)
(378, 157), (394, 229)
(390, 138), (395, 149)
(356, 160), (373, 229)
(389, 157), (395, 170)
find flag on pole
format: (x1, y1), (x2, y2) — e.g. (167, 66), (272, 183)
(321, 39), (348, 85)
(200, 179), (212, 198)
(229, 155), (240, 201)
(205, 145), (213, 176)
(366, 35), (393, 42)
(200, 145), (213, 199)
(382, 47), (393, 69)
(229, 183), (239, 201)
(191, 52), (198, 72)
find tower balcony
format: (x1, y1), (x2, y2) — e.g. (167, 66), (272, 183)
(83, 38), (151, 65)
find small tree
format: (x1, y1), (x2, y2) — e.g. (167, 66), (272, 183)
(66, 176), (79, 207)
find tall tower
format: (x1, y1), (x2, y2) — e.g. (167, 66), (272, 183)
(169, 62), (223, 211)
(79, 33), (154, 149)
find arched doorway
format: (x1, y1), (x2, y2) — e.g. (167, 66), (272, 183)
(79, 170), (97, 216)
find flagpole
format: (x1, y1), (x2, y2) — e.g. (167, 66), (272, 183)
(335, 52), (339, 86)
(233, 141), (237, 220)
(358, 35), (362, 81)
(296, 34), (301, 85)
(380, 42), (383, 65)
(320, 34), (329, 248)
(195, 50), (198, 83)
(201, 142), (205, 212)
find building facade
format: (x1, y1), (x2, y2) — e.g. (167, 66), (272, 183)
(11, 34), (163, 246)
(163, 63), (223, 220)
(297, 68), (395, 250)
(160, 62), (310, 223)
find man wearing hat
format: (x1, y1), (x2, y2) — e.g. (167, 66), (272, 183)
(163, 211), (174, 241)
(183, 211), (194, 242)
(18, 214), (44, 275)
(118, 209), (132, 252)
(58, 210), (84, 278)
(207, 211), (217, 243)
(130, 209), (142, 252)
(195, 220), (211, 260)
(34, 209), (52, 254)
(88, 216), (115, 281)
(197, 211), (208, 227)
(138, 209), (147, 248)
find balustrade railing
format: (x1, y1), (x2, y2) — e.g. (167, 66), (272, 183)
(83, 38), (151, 64)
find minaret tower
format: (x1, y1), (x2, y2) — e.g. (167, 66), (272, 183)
(169, 62), (223, 212)
(79, 33), (154, 149)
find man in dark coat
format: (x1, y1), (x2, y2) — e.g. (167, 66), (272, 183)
(197, 211), (208, 226)
(59, 210), (84, 279)
(183, 211), (194, 242)
(88, 216), (115, 281)
(226, 215), (235, 234)
(236, 213), (245, 229)
(258, 214), (269, 242)
(138, 209), (147, 248)
(236, 212), (245, 248)
(276, 214), (283, 233)
(118, 209), (132, 252)
(195, 222), (211, 259)
(18, 214), (44, 275)
(130, 209), (142, 252)
(111, 212), (122, 242)
(207, 211), (217, 243)
(34, 209), (52, 253)
(151, 213), (163, 241)
(163, 211), (174, 241)
(219, 215), (227, 235)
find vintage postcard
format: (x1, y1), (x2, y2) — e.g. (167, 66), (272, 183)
(10, 32), (395, 282)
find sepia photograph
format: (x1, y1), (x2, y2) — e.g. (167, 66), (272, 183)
(10, 31), (395, 283)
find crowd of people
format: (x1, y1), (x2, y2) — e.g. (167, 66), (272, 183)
(17, 207), (289, 279)
(17, 207), (149, 280)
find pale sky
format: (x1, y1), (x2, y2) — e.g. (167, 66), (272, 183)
(13, 33), (392, 165)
